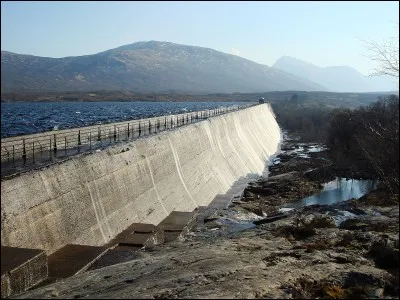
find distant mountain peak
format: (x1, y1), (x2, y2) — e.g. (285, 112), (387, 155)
(272, 56), (397, 93)
(275, 56), (317, 67)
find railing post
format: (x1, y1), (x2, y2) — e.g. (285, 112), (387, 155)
(98, 127), (101, 141)
(114, 125), (117, 141)
(149, 120), (151, 134)
(171, 117), (173, 128)
(78, 130), (81, 145)
(53, 134), (57, 152)
(49, 138), (52, 157)
(89, 132), (92, 149)
(65, 137), (67, 152)
(12, 145), (15, 162)
(127, 123), (130, 138)
(22, 138), (26, 159)
(164, 117), (167, 129)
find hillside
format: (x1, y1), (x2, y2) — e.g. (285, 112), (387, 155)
(272, 56), (397, 93)
(1, 41), (326, 94)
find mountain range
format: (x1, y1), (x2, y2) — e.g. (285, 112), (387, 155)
(272, 56), (397, 93)
(1, 41), (324, 94)
(1, 41), (396, 94)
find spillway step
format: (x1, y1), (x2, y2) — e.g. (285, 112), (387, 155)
(157, 210), (198, 242)
(196, 193), (234, 225)
(86, 246), (141, 272)
(208, 194), (233, 209)
(1, 246), (48, 298)
(47, 244), (108, 279)
(105, 223), (164, 249)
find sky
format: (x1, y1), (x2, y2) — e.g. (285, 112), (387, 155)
(1, 1), (398, 75)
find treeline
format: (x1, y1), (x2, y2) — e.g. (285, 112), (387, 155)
(327, 95), (399, 194)
(271, 93), (332, 142)
(272, 94), (399, 194)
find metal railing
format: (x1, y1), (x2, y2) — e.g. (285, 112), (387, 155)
(1, 103), (258, 177)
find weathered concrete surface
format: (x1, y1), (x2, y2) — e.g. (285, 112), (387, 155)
(1, 246), (48, 298)
(1, 104), (281, 255)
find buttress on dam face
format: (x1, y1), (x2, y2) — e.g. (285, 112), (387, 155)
(1, 104), (281, 255)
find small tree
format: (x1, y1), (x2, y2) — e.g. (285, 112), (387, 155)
(352, 25), (400, 194)
(361, 22), (399, 81)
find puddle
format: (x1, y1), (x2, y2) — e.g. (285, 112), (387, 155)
(216, 217), (256, 233)
(278, 177), (379, 226)
(328, 210), (358, 226)
(215, 209), (262, 233)
(281, 177), (379, 210)
(307, 145), (327, 153)
(281, 143), (327, 159)
(271, 157), (281, 165)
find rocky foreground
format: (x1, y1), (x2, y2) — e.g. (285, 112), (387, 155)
(13, 137), (399, 299)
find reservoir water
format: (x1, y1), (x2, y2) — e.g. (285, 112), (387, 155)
(1, 101), (252, 138)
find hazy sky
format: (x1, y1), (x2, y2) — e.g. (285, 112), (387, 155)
(1, 1), (398, 75)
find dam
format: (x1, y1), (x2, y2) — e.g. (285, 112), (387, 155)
(1, 103), (281, 296)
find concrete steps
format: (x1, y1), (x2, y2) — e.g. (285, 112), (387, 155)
(47, 244), (108, 279)
(157, 210), (198, 242)
(87, 246), (141, 272)
(89, 211), (199, 271)
(88, 223), (164, 271)
(197, 193), (234, 225)
(105, 223), (164, 249)
(1, 246), (47, 298)
(1, 210), (200, 295)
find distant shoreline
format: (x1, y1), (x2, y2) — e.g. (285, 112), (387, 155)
(0, 91), (246, 103)
(1, 90), (397, 103)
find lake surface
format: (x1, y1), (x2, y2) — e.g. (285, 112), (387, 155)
(1, 101), (252, 138)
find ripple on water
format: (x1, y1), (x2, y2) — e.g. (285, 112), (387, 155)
(1, 101), (252, 138)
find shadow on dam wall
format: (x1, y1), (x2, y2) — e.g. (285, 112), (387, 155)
(0, 103), (281, 255)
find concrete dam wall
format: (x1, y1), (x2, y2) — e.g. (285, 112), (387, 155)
(1, 104), (281, 254)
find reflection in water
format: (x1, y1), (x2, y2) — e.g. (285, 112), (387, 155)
(284, 178), (378, 209)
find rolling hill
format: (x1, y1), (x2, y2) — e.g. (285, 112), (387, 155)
(1, 41), (326, 94)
